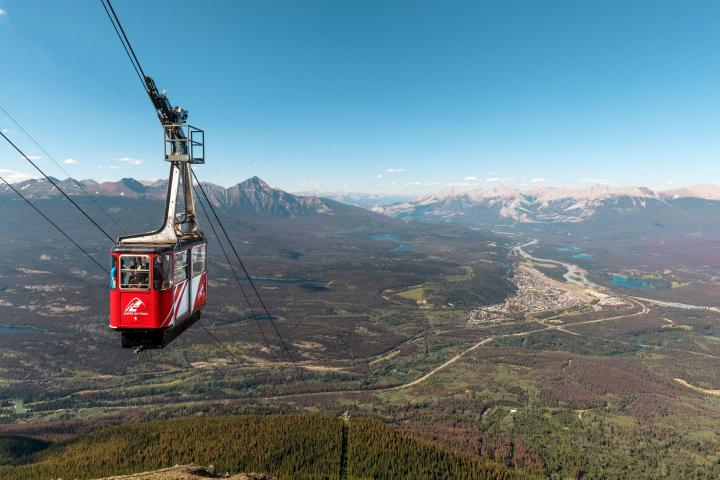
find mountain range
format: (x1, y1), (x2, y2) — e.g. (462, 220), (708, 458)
(378, 183), (720, 226)
(4, 177), (720, 227)
(0, 176), (343, 218)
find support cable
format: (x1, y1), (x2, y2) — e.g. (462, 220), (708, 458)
(197, 320), (246, 366)
(184, 326), (222, 374)
(193, 182), (294, 390)
(192, 182), (281, 365)
(0, 175), (108, 274)
(104, 0), (148, 80)
(99, 0), (147, 92)
(0, 105), (126, 236)
(0, 130), (116, 243)
(191, 170), (300, 367)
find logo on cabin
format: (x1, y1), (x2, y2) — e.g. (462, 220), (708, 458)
(123, 297), (147, 316)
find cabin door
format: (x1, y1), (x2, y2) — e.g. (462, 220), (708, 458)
(173, 250), (191, 322)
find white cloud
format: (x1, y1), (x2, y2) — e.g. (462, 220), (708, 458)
(109, 165), (120, 169)
(488, 171), (499, 175)
(485, 177), (500, 182)
(63, 158), (78, 165)
(0, 9), (6, 18)
(530, 177), (546, 183)
(386, 168), (405, 174)
(1, 128), (11, 133)
(664, 180), (674, 185)
(464, 176), (478, 181)
(0, 169), (38, 182)
(581, 177), (608, 184)
(22, 155), (42, 161)
(117, 156), (143, 165)
(376, 174), (383, 179)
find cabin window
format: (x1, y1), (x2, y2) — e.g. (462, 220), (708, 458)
(192, 244), (206, 276)
(153, 254), (172, 290)
(173, 251), (188, 283)
(110, 256), (117, 289)
(120, 255), (150, 290)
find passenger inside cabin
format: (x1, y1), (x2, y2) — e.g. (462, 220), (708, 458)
(120, 256), (150, 289)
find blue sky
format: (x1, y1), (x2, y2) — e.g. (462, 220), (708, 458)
(1, 0), (720, 194)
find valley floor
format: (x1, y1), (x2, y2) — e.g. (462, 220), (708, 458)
(3, 225), (720, 478)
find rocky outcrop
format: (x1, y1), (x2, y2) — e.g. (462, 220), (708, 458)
(96, 464), (275, 480)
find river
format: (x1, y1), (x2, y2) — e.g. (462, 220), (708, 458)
(514, 238), (720, 313)
(512, 239), (601, 290)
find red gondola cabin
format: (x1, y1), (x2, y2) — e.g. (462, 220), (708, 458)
(110, 239), (207, 348)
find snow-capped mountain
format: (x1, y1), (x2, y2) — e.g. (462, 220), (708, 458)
(662, 184), (720, 201)
(381, 184), (720, 225)
(292, 191), (416, 210)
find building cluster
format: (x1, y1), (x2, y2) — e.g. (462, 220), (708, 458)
(467, 266), (596, 325)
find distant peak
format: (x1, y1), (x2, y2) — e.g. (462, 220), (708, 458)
(119, 178), (148, 193)
(238, 176), (272, 191)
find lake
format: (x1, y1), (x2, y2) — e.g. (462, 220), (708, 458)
(372, 233), (417, 252)
(611, 275), (663, 289)
(250, 277), (330, 292)
(391, 244), (417, 252)
(557, 245), (584, 253)
(0, 325), (38, 334)
(372, 233), (399, 242)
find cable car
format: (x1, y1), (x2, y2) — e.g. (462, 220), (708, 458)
(109, 76), (207, 350)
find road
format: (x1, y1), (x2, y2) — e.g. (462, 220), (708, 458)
(390, 337), (494, 390)
(629, 296), (720, 313)
(28, 237), (720, 414)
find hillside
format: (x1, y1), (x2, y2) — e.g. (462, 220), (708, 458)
(0, 415), (531, 480)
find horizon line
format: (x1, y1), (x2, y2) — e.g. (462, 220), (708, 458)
(3, 175), (720, 197)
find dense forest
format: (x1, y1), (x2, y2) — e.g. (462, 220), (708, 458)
(348, 417), (531, 480)
(0, 414), (532, 479)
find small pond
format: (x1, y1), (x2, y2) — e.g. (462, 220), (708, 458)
(372, 233), (399, 242)
(12, 398), (27, 415)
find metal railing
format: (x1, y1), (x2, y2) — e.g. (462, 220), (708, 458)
(164, 124), (204, 164)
